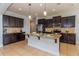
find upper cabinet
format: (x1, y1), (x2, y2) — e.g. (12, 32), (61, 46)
(61, 16), (75, 28)
(9, 16), (15, 27)
(38, 16), (75, 28)
(3, 15), (9, 27)
(38, 19), (46, 24)
(38, 19), (53, 28)
(53, 16), (61, 27)
(18, 18), (24, 27)
(3, 15), (24, 27)
(53, 16), (61, 23)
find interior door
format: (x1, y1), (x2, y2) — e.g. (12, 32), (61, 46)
(30, 20), (36, 33)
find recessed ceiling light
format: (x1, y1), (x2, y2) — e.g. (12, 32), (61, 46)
(40, 3), (42, 6)
(52, 9), (56, 11)
(57, 3), (61, 5)
(28, 15), (32, 19)
(71, 4), (74, 6)
(18, 8), (22, 11)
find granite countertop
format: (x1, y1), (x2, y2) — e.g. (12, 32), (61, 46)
(3, 32), (25, 35)
(26, 32), (62, 39)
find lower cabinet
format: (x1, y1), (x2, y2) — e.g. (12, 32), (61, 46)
(3, 33), (25, 45)
(16, 33), (25, 41)
(60, 33), (76, 44)
(3, 34), (10, 45)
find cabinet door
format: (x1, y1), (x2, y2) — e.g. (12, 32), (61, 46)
(15, 18), (19, 27)
(38, 19), (45, 24)
(60, 33), (76, 44)
(61, 17), (68, 28)
(19, 34), (25, 41)
(60, 33), (68, 43)
(3, 34), (10, 45)
(9, 16), (15, 27)
(15, 33), (25, 41)
(15, 18), (23, 27)
(67, 16), (75, 27)
(53, 16), (61, 23)
(3, 15), (9, 27)
(68, 34), (76, 44)
(61, 16), (75, 28)
(38, 19), (42, 24)
(53, 16), (61, 27)
(19, 19), (23, 27)
(9, 34), (13, 43)
(8, 34), (16, 43)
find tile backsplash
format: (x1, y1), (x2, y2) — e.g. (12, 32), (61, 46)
(45, 28), (75, 33)
(4, 28), (22, 33)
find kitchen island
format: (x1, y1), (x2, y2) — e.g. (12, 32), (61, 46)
(26, 32), (61, 56)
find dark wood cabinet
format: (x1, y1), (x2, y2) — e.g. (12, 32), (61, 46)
(38, 19), (53, 27)
(3, 34), (10, 45)
(60, 33), (76, 44)
(67, 34), (76, 44)
(17, 33), (25, 41)
(3, 15), (9, 27)
(9, 34), (16, 43)
(60, 33), (68, 43)
(3, 15), (24, 27)
(15, 18), (23, 27)
(9, 16), (15, 27)
(46, 19), (53, 27)
(18, 19), (24, 27)
(3, 34), (17, 45)
(61, 16), (75, 28)
(38, 19), (45, 24)
(68, 16), (75, 27)
(3, 33), (25, 45)
(53, 16), (61, 27)
(3, 15), (24, 45)
(15, 18), (19, 27)
(53, 16), (61, 23)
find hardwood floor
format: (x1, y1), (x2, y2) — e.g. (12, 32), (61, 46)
(0, 40), (52, 56)
(0, 40), (79, 56)
(60, 43), (79, 56)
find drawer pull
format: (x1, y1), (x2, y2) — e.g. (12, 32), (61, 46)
(37, 36), (40, 40)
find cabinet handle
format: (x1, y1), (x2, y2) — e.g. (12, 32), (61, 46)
(27, 34), (30, 38)
(55, 39), (57, 43)
(37, 36), (40, 40)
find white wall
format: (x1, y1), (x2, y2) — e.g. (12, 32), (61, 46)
(0, 15), (3, 47)
(22, 16), (30, 33)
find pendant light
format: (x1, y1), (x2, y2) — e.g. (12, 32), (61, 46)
(43, 3), (47, 16)
(28, 3), (32, 19)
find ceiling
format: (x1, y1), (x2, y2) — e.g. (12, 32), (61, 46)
(7, 3), (79, 17)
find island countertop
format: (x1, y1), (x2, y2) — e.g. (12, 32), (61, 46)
(26, 32), (62, 40)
